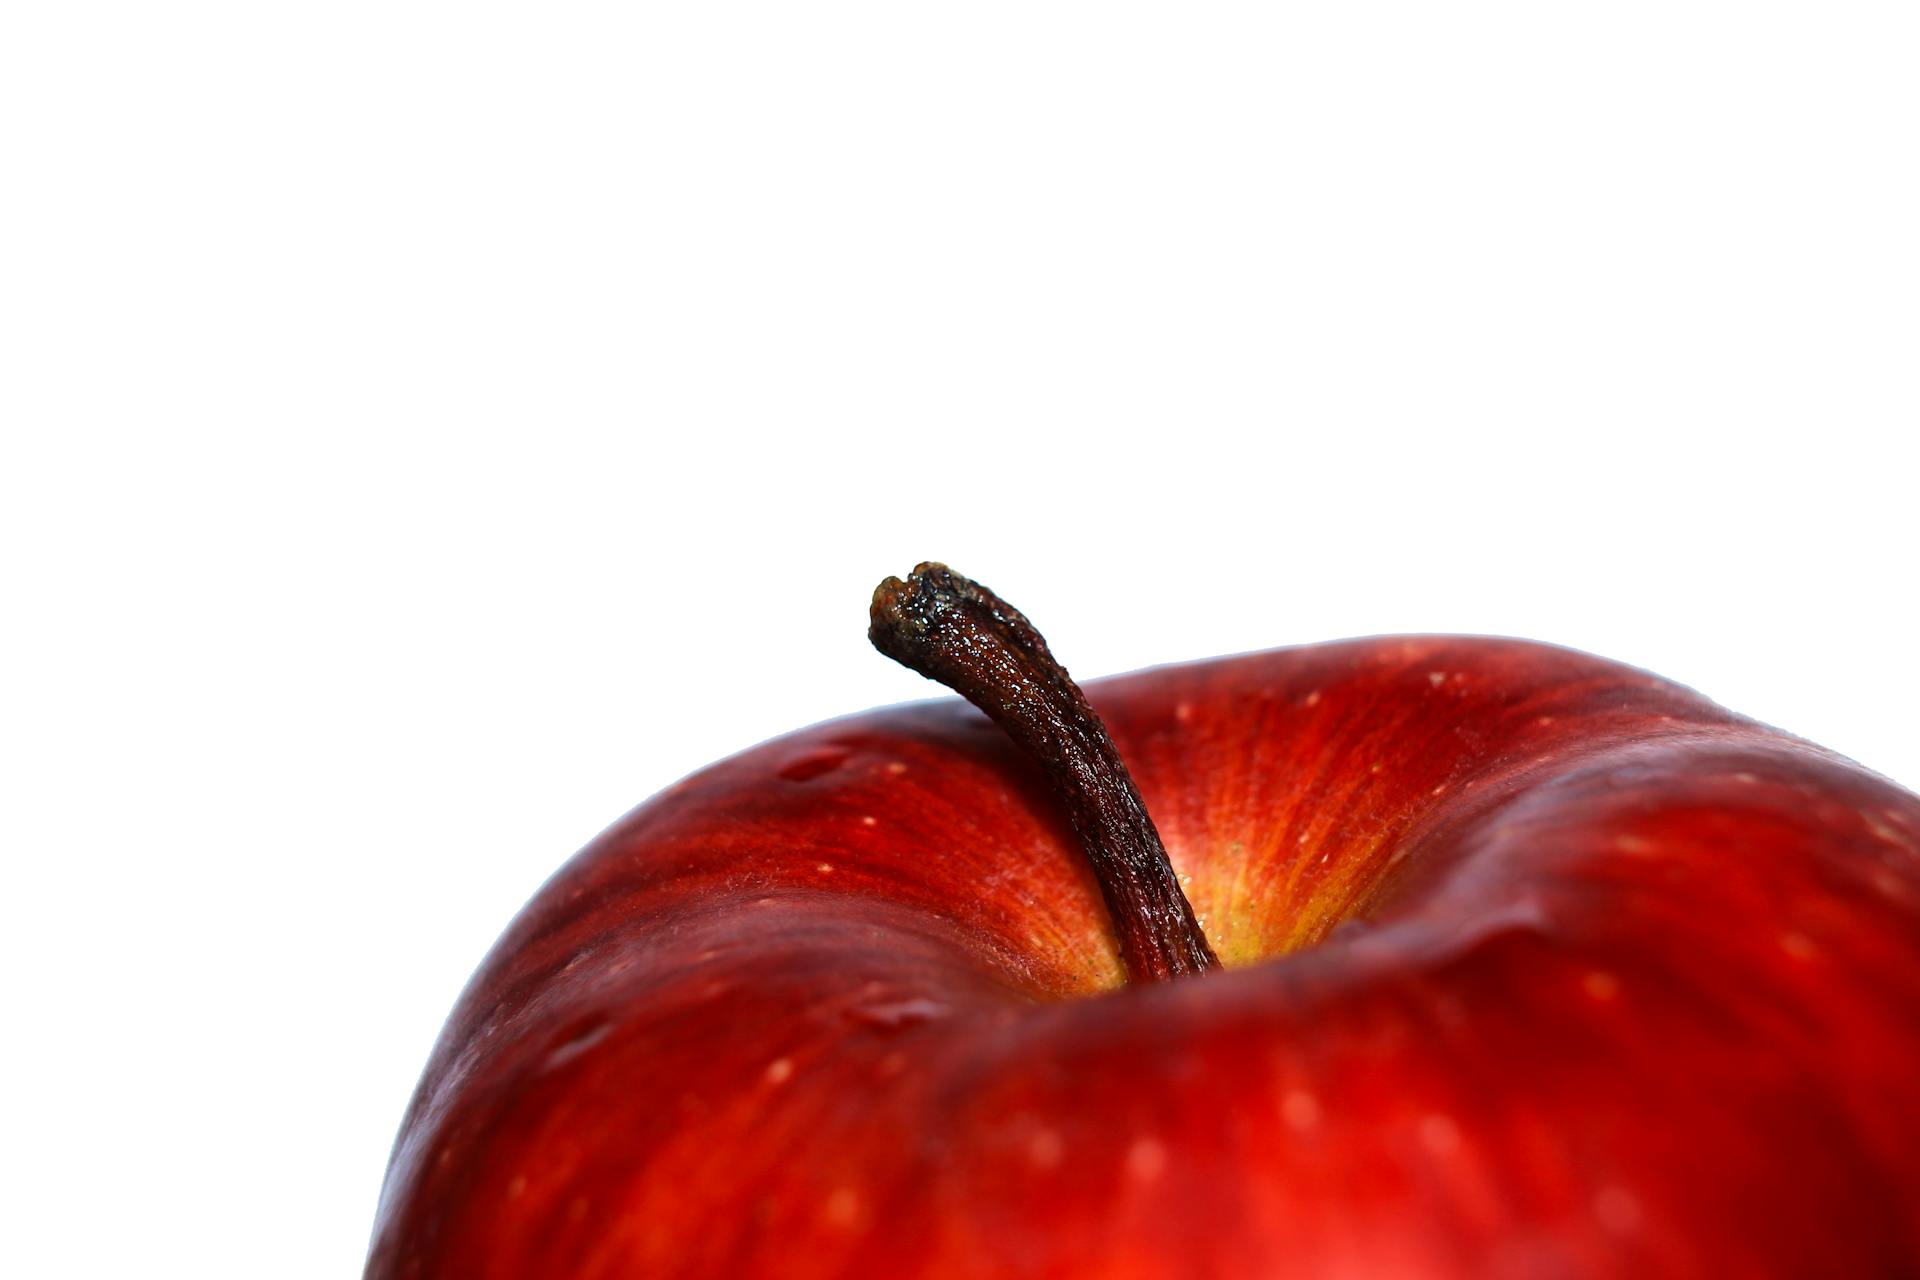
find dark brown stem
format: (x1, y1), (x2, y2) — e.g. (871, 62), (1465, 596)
(869, 562), (1219, 983)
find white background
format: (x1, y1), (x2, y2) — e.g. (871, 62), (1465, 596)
(4, 3), (1917, 1275)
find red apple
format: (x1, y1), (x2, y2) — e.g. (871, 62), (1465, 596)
(368, 565), (1920, 1278)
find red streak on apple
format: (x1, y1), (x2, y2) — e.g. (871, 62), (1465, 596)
(368, 596), (1920, 1276)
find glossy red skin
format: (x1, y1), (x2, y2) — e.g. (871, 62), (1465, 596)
(368, 638), (1920, 1279)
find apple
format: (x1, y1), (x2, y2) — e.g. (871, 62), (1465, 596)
(367, 564), (1920, 1278)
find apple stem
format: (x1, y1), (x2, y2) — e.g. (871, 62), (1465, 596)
(869, 563), (1220, 983)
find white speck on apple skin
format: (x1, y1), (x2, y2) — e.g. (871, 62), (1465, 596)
(1027, 1129), (1064, 1169)
(1613, 834), (1655, 855)
(1730, 771), (1761, 784)
(1419, 1114), (1462, 1157)
(1303, 689), (1321, 707)
(823, 1187), (863, 1230)
(1780, 932), (1818, 961)
(1125, 1137), (1167, 1183)
(885, 761), (908, 776)
(1535, 715), (1556, 726)
(1428, 672), (1448, 687)
(1281, 1090), (1321, 1132)
(1593, 1185), (1643, 1235)
(764, 1057), (794, 1085)
(816, 863), (834, 874)
(1175, 701), (1194, 723)
(860, 815), (877, 827)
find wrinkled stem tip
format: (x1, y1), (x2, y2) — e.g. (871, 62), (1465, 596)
(866, 561), (1219, 983)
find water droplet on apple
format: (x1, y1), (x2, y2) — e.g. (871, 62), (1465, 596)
(543, 1014), (612, 1069)
(778, 749), (851, 782)
(845, 997), (950, 1030)
(1863, 810), (1907, 846)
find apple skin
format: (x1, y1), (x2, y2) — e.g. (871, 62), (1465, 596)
(367, 638), (1920, 1279)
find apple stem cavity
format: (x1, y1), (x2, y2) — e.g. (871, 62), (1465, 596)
(869, 562), (1220, 983)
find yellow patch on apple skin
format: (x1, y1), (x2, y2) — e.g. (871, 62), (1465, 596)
(1249, 826), (1394, 960)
